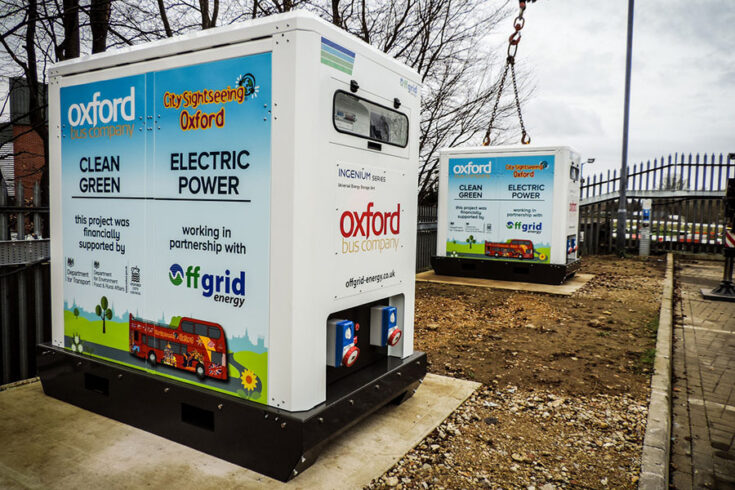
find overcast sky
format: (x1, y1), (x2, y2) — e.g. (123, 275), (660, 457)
(3, 1), (733, 178)
(499, 0), (735, 175)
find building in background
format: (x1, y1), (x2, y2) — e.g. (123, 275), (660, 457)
(0, 124), (13, 196)
(3, 77), (48, 200)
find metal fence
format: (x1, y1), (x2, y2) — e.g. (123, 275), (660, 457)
(416, 205), (437, 272)
(1, 153), (730, 383)
(580, 153), (734, 255)
(0, 175), (50, 385)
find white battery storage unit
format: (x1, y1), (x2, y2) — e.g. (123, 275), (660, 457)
(432, 145), (582, 284)
(41, 11), (426, 481)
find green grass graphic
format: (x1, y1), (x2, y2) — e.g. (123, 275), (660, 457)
(64, 310), (129, 350)
(446, 241), (551, 263)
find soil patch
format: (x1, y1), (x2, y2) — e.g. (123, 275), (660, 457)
(368, 255), (665, 489)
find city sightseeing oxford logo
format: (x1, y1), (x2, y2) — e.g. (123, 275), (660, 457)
(169, 264), (184, 286)
(235, 73), (259, 98)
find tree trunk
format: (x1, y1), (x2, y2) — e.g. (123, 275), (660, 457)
(23, 0), (50, 235)
(90, 0), (111, 53)
(331, 0), (341, 27)
(157, 0), (173, 37)
(199, 0), (218, 29)
(56, 0), (80, 60)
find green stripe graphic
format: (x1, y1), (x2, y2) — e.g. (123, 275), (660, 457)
(321, 55), (353, 75)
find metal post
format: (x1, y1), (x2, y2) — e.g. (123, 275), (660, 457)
(617, 0), (635, 255)
(18, 269), (28, 379)
(33, 182), (41, 237)
(0, 176), (8, 382)
(0, 175), (8, 240)
(580, 158), (595, 198)
(639, 198), (652, 256)
(701, 175), (735, 300)
(1, 275), (9, 383)
(16, 182), (25, 240)
(35, 265), (44, 349)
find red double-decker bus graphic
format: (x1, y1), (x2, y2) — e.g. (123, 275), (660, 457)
(129, 314), (228, 381)
(484, 239), (534, 259)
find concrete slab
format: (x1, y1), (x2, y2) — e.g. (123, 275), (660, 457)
(0, 373), (479, 490)
(415, 270), (594, 296)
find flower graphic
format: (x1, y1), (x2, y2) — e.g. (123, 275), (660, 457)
(70, 333), (84, 353)
(240, 368), (261, 392)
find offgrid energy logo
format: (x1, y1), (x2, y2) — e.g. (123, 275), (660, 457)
(168, 263), (247, 308)
(169, 264), (185, 286)
(506, 221), (543, 234)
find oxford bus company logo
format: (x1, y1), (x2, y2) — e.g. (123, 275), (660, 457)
(67, 87), (136, 127)
(452, 160), (492, 177)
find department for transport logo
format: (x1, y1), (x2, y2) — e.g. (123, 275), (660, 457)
(169, 264), (184, 286)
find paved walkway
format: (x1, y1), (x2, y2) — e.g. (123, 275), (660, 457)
(671, 259), (735, 489)
(0, 374), (479, 489)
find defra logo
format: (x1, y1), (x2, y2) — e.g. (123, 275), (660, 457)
(452, 161), (492, 176)
(67, 87), (136, 127)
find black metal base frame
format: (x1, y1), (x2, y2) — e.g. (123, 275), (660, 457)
(430, 255), (581, 285)
(36, 344), (426, 482)
(701, 249), (735, 302)
(700, 284), (735, 302)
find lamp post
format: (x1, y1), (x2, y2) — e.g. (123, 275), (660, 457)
(580, 158), (595, 199)
(617, 0), (635, 255)
(581, 158), (596, 184)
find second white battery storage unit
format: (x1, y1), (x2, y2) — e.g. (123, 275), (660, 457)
(432, 146), (581, 284)
(40, 11), (425, 482)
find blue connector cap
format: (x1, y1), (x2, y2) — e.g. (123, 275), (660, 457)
(370, 305), (402, 347)
(327, 319), (359, 367)
(381, 306), (397, 344)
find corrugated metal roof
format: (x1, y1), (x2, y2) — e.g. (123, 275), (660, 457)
(9, 77), (48, 126)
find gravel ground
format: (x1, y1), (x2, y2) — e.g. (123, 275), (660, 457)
(366, 255), (664, 489)
(367, 386), (647, 489)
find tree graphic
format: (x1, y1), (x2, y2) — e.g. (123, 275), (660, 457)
(467, 235), (477, 250)
(73, 308), (79, 319)
(95, 296), (112, 334)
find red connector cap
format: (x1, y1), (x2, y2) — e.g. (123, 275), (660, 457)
(387, 329), (402, 347)
(342, 346), (360, 367)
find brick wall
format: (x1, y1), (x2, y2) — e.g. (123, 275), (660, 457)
(12, 124), (45, 199)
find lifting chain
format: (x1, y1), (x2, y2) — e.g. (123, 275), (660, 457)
(483, 0), (535, 146)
